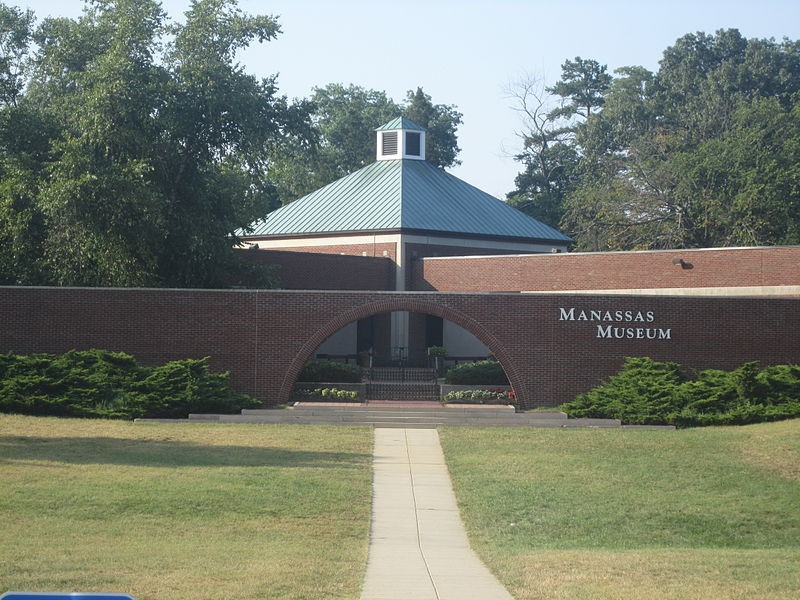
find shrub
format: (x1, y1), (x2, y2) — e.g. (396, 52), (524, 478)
(562, 357), (800, 428)
(129, 358), (260, 418)
(427, 346), (448, 357)
(563, 357), (685, 425)
(673, 362), (800, 427)
(299, 360), (361, 383)
(0, 350), (259, 419)
(445, 360), (509, 385)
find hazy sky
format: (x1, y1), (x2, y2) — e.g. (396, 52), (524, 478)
(20, 0), (800, 199)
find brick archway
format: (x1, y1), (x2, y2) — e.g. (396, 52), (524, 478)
(278, 297), (521, 406)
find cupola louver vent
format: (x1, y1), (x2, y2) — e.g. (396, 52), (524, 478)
(381, 132), (398, 156)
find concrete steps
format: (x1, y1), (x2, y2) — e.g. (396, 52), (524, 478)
(174, 404), (629, 428)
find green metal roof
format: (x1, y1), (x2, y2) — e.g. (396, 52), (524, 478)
(376, 117), (426, 131)
(245, 159), (571, 243)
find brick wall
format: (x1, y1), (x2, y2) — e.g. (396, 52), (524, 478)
(412, 247), (800, 292)
(239, 249), (394, 290)
(404, 242), (542, 290)
(2, 287), (798, 409)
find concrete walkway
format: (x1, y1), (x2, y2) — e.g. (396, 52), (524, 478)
(360, 428), (514, 600)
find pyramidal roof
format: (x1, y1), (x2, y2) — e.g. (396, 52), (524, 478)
(245, 119), (571, 244)
(376, 117), (426, 131)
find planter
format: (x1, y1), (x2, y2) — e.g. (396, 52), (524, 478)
(293, 382), (366, 402)
(440, 384), (515, 405)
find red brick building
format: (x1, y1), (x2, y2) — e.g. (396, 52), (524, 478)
(240, 118), (571, 366)
(237, 119), (799, 371)
(1, 120), (798, 408)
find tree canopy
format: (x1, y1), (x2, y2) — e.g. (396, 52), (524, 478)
(0, 0), (312, 287)
(509, 29), (800, 251)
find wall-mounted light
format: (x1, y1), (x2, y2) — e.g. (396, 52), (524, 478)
(672, 257), (693, 269)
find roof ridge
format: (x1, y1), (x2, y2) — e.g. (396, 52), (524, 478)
(376, 117), (426, 132)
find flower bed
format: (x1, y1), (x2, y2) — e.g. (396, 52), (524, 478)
(442, 387), (515, 405)
(293, 385), (363, 402)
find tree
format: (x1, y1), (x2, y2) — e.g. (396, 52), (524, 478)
(402, 87), (462, 169)
(519, 29), (800, 251)
(0, 2), (33, 106)
(0, 0), (312, 287)
(547, 57), (612, 120)
(504, 74), (580, 227)
(0, 2), (47, 283)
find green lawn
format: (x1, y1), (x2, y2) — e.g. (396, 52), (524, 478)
(0, 416), (373, 600)
(3, 415), (799, 600)
(439, 420), (800, 600)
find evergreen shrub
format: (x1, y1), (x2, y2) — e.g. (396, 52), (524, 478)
(298, 360), (362, 383)
(444, 360), (509, 385)
(561, 358), (800, 427)
(0, 350), (259, 419)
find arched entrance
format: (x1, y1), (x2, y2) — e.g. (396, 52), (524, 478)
(312, 311), (491, 368)
(279, 297), (521, 406)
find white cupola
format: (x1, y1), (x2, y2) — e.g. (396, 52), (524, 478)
(376, 117), (426, 161)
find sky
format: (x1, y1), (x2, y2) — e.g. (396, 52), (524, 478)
(19, 0), (800, 199)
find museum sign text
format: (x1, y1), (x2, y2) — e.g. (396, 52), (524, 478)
(558, 307), (672, 340)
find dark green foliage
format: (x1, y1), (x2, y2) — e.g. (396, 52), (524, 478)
(0, 0), (309, 287)
(0, 350), (259, 419)
(562, 358), (800, 427)
(673, 363), (800, 427)
(510, 29), (800, 250)
(562, 357), (685, 424)
(444, 360), (509, 385)
(298, 359), (362, 383)
(128, 358), (259, 418)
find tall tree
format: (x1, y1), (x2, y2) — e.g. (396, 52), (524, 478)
(504, 73), (581, 227)
(0, 2), (47, 284)
(0, 0), (312, 287)
(402, 87), (462, 169)
(0, 2), (33, 106)
(547, 57), (612, 120)
(517, 29), (800, 251)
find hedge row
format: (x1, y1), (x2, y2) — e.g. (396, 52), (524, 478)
(0, 350), (260, 419)
(562, 357), (800, 427)
(298, 360), (362, 383)
(444, 360), (509, 385)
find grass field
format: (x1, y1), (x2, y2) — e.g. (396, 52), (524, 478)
(0, 416), (373, 600)
(439, 420), (800, 600)
(2, 416), (799, 599)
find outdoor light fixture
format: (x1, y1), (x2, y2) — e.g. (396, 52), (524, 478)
(672, 257), (693, 269)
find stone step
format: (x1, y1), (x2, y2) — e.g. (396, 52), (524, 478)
(181, 409), (623, 428)
(231, 407), (562, 417)
(284, 408), (526, 418)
